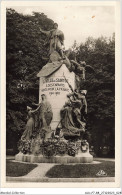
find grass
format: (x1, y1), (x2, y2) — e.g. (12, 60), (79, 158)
(46, 160), (115, 178)
(6, 160), (37, 177)
(6, 160), (115, 178)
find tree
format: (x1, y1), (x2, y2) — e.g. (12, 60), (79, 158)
(68, 35), (115, 157)
(6, 9), (54, 153)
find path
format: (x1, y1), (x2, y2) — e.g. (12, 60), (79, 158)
(25, 163), (55, 178)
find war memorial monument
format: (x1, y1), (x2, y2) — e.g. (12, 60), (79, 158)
(15, 22), (93, 164)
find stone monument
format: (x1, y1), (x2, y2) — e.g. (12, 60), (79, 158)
(15, 23), (93, 163)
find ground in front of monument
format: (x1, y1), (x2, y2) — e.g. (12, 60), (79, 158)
(6, 156), (115, 182)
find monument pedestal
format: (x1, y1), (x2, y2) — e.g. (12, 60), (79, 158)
(15, 152), (93, 163)
(37, 63), (75, 130)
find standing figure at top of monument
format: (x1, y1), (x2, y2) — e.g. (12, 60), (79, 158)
(40, 23), (65, 58)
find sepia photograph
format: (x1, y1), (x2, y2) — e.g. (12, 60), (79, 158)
(0, 0), (121, 189)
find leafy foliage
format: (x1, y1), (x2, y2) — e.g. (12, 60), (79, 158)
(68, 35), (115, 156)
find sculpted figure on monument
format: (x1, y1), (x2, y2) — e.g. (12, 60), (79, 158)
(70, 98), (86, 132)
(79, 90), (87, 122)
(70, 60), (86, 80)
(70, 60), (95, 89)
(60, 101), (82, 138)
(21, 106), (35, 141)
(32, 94), (53, 139)
(60, 89), (86, 139)
(68, 89), (87, 122)
(71, 60), (94, 75)
(40, 23), (65, 59)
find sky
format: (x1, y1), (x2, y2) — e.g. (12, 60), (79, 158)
(8, 5), (115, 49)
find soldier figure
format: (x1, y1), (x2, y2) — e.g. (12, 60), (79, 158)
(40, 23), (65, 59)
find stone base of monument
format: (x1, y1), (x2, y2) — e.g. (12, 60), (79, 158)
(15, 152), (93, 164)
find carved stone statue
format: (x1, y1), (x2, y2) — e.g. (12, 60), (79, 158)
(79, 90), (87, 122)
(21, 106), (35, 141)
(60, 101), (83, 138)
(40, 23), (65, 58)
(32, 94), (53, 139)
(60, 89), (86, 138)
(70, 60), (95, 89)
(70, 98), (86, 131)
(70, 60), (86, 80)
(68, 89), (87, 122)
